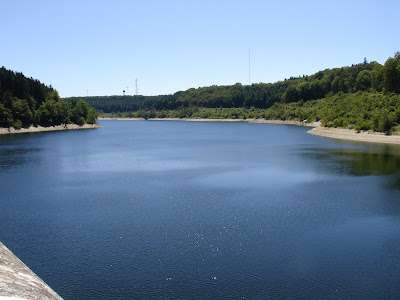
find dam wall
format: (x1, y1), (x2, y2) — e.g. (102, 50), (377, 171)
(0, 242), (62, 299)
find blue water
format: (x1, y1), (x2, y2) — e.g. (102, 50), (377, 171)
(1, 120), (400, 299)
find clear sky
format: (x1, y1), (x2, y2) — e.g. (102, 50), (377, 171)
(1, 0), (399, 97)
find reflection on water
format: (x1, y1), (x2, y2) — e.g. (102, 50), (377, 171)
(333, 146), (400, 176)
(333, 148), (400, 190)
(301, 143), (400, 190)
(1, 121), (400, 299)
(0, 147), (40, 170)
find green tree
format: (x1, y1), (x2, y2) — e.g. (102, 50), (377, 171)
(371, 65), (384, 91)
(379, 110), (393, 134)
(0, 67), (98, 128)
(383, 52), (400, 94)
(0, 104), (13, 127)
(355, 70), (371, 91)
(282, 85), (299, 102)
(86, 107), (98, 124)
(331, 76), (341, 94)
(35, 101), (53, 126)
(13, 98), (33, 127)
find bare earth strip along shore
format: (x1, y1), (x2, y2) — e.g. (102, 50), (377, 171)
(99, 117), (318, 126)
(0, 124), (101, 135)
(308, 126), (400, 145)
(98, 117), (400, 145)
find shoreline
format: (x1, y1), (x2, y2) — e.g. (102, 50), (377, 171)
(2, 118), (399, 145)
(99, 117), (400, 145)
(308, 126), (400, 145)
(98, 117), (319, 127)
(0, 123), (102, 135)
(99, 117), (249, 122)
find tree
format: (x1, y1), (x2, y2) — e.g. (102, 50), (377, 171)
(371, 65), (384, 91)
(13, 98), (33, 127)
(355, 70), (371, 91)
(0, 104), (13, 127)
(383, 52), (400, 94)
(282, 85), (299, 102)
(86, 107), (98, 124)
(331, 76), (341, 94)
(0, 67), (98, 128)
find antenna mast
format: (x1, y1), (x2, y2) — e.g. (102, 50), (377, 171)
(135, 78), (138, 95)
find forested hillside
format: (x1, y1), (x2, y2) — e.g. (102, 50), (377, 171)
(0, 67), (98, 128)
(74, 52), (400, 133)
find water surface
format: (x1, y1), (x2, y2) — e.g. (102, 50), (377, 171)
(1, 120), (400, 299)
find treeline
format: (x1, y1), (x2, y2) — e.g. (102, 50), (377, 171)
(79, 94), (179, 113)
(84, 52), (400, 133)
(0, 67), (98, 128)
(81, 53), (398, 113)
(104, 92), (400, 133)
(80, 81), (291, 113)
(266, 92), (400, 133)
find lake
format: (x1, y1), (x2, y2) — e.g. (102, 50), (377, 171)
(1, 120), (400, 299)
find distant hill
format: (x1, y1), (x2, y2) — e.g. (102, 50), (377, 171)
(75, 52), (400, 133)
(0, 67), (98, 128)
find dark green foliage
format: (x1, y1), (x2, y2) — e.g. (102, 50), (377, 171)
(355, 70), (371, 91)
(68, 98), (98, 125)
(13, 99), (33, 127)
(0, 103), (13, 127)
(103, 92), (400, 134)
(371, 65), (385, 92)
(264, 93), (400, 133)
(0, 67), (98, 128)
(82, 57), (389, 116)
(90, 53), (400, 134)
(383, 52), (400, 94)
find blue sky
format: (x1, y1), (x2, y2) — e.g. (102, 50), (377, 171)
(1, 0), (399, 97)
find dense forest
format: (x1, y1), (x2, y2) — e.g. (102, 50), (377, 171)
(79, 52), (400, 133)
(0, 67), (98, 129)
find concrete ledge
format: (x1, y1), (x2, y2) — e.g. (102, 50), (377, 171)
(0, 242), (62, 300)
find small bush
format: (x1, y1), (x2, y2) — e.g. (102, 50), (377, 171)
(13, 119), (22, 129)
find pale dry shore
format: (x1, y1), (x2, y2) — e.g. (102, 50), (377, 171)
(99, 117), (145, 121)
(99, 117), (248, 122)
(0, 123), (102, 135)
(98, 117), (318, 126)
(308, 127), (400, 145)
(248, 119), (320, 127)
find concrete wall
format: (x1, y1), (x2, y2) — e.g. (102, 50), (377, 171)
(0, 242), (62, 300)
